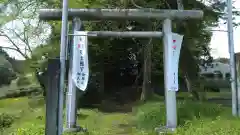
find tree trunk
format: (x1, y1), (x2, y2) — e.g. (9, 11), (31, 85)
(99, 70), (105, 99)
(99, 60), (105, 101)
(184, 74), (191, 93)
(140, 40), (153, 102)
(184, 73), (200, 100)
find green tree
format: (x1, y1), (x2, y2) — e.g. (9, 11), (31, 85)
(31, 0), (239, 103)
(0, 0), (50, 61)
(0, 48), (17, 86)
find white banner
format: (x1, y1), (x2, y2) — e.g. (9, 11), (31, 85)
(72, 31), (89, 91)
(166, 33), (184, 91)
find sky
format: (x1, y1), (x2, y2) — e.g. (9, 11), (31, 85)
(0, 1), (240, 60)
(0, 1), (51, 60)
(1, 19), (51, 59)
(210, 0), (240, 58)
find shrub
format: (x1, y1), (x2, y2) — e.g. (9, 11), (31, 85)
(0, 67), (16, 86)
(17, 76), (31, 87)
(134, 99), (240, 134)
(135, 100), (224, 130)
(176, 116), (240, 135)
(13, 124), (45, 135)
(0, 113), (17, 130)
(135, 102), (165, 130)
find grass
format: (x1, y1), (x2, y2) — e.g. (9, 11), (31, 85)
(0, 92), (240, 135)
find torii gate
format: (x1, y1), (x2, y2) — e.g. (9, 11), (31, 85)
(39, 4), (203, 135)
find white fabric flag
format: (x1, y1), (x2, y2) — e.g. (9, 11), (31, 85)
(166, 33), (184, 91)
(72, 31), (89, 91)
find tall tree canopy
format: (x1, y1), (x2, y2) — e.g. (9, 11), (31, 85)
(1, 0), (239, 102)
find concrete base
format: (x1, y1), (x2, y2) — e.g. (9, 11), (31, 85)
(64, 126), (88, 133)
(155, 126), (176, 135)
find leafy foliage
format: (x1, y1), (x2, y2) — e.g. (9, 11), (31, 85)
(0, 48), (17, 86)
(1, 0), (238, 102)
(16, 76), (31, 86)
(134, 98), (240, 135)
(3, 94), (240, 135)
(0, 113), (17, 130)
(0, 66), (16, 86)
(31, 0), (226, 97)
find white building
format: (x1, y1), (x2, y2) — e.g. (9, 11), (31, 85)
(199, 61), (230, 80)
(198, 53), (240, 90)
(199, 61), (230, 89)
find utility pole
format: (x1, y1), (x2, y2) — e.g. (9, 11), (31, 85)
(65, 18), (81, 132)
(227, 0), (238, 116)
(58, 0), (68, 134)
